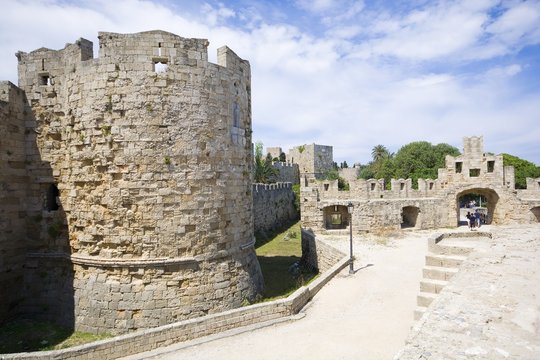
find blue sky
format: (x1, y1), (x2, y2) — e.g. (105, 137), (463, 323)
(1, 0), (539, 165)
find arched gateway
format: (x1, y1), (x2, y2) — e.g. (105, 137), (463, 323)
(456, 188), (499, 225)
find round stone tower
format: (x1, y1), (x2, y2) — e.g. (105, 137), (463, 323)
(16, 30), (263, 334)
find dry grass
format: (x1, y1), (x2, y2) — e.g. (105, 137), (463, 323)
(365, 228), (405, 246)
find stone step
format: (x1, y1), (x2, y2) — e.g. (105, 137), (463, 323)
(425, 253), (467, 268)
(422, 265), (459, 281)
(414, 306), (427, 321)
(429, 243), (476, 256)
(420, 278), (448, 294)
(417, 291), (438, 308)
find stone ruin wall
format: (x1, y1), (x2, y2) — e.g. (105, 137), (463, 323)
(1, 30), (265, 334)
(253, 182), (298, 236)
(301, 137), (540, 233)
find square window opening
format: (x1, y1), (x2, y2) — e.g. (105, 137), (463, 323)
(487, 161), (495, 173)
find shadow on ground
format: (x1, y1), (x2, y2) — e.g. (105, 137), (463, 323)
(257, 255), (316, 299)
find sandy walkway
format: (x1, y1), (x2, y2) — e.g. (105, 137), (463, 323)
(129, 230), (434, 360)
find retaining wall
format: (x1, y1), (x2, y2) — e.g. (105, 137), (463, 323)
(301, 229), (347, 273)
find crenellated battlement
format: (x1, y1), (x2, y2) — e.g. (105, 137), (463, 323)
(253, 182), (292, 192)
(301, 136), (540, 233)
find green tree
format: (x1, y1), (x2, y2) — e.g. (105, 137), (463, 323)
(393, 141), (460, 188)
(254, 142), (278, 183)
(324, 169), (349, 190)
(359, 141), (459, 189)
(371, 145), (391, 162)
(279, 152), (286, 162)
(502, 153), (540, 189)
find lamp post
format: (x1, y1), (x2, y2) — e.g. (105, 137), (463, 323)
(347, 202), (354, 274)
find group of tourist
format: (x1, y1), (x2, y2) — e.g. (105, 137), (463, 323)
(466, 210), (485, 230)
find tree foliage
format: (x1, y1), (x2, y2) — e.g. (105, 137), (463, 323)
(371, 144), (391, 162)
(359, 141), (460, 189)
(502, 153), (540, 189)
(254, 141), (278, 183)
(324, 169), (349, 190)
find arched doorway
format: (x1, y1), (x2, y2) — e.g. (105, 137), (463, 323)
(531, 207), (540, 222)
(401, 206), (419, 228)
(456, 188), (499, 226)
(323, 205), (349, 230)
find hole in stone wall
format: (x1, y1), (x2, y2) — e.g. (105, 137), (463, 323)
(370, 183), (376, 191)
(46, 184), (60, 211)
(158, 42), (162, 56)
(401, 206), (420, 228)
(487, 161), (495, 173)
(455, 162), (462, 173)
(469, 169), (480, 177)
(400, 183), (405, 190)
(40, 74), (51, 86)
(531, 207), (540, 222)
(41, 59), (45, 71)
(429, 182), (434, 190)
(154, 62), (168, 73)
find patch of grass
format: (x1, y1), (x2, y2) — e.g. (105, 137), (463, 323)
(256, 221), (316, 300)
(256, 221), (302, 256)
(0, 319), (111, 353)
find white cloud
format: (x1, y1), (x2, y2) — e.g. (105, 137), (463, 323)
(0, 0), (539, 165)
(202, 2), (236, 26)
(295, 0), (339, 13)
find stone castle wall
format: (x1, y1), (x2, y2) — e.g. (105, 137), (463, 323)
(287, 143), (333, 179)
(253, 182), (298, 235)
(301, 137), (540, 233)
(2, 30), (264, 334)
(0, 82), (32, 322)
(266, 146), (283, 160)
(338, 167), (358, 182)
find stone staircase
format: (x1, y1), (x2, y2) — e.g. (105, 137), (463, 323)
(414, 236), (478, 320)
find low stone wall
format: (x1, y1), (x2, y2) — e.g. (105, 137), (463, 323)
(253, 182), (298, 235)
(301, 229), (347, 273)
(2, 241), (349, 360)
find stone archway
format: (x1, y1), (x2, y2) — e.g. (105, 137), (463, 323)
(401, 206), (420, 228)
(456, 188), (499, 225)
(531, 207), (540, 222)
(323, 205), (349, 230)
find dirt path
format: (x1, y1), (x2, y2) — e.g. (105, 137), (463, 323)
(129, 230), (434, 360)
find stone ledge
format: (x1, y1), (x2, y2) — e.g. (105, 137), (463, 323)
(26, 252), (197, 268)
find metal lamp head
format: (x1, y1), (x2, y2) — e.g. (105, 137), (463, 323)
(347, 202), (354, 214)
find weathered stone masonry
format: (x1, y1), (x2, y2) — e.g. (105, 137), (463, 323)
(301, 137), (540, 233)
(1, 30), (264, 334)
(253, 182), (298, 235)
